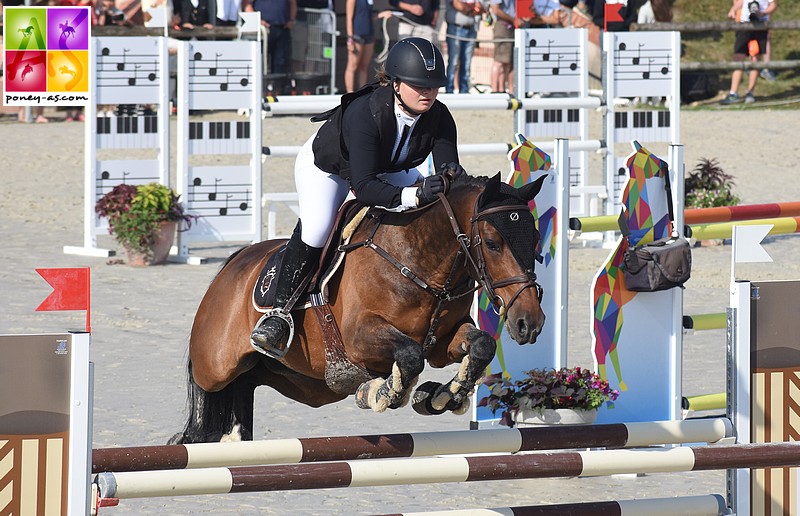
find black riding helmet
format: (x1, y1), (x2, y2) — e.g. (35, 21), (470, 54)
(385, 37), (447, 89)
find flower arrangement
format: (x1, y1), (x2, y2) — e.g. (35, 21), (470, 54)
(477, 367), (620, 427)
(95, 182), (196, 259)
(685, 158), (740, 209)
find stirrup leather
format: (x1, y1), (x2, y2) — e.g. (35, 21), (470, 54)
(250, 308), (295, 359)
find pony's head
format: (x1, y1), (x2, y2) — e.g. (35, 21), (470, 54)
(467, 173), (546, 344)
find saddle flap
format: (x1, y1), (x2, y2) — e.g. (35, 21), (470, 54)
(312, 200), (370, 288)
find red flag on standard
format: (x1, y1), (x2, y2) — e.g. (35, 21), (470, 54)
(36, 267), (90, 311)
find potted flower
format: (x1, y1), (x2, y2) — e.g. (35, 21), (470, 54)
(95, 182), (196, 266)
(685, 158), (740, 209)
(477, 367), (620, 427)
(685, 158), (740, 246)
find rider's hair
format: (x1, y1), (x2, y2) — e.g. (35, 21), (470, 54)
(375, 67), (392, 87)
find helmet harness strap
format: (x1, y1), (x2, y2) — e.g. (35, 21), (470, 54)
(392, 79), (424, 117)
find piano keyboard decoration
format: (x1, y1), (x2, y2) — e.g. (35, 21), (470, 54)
(187, 120), (252, 155)
(95, 112), (159, 149)
(524, 108), (581, 139)
(613, 110), (671, 144)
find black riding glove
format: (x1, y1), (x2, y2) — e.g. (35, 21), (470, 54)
(439, 162), (466, 181)
(416, 175), (446, 207)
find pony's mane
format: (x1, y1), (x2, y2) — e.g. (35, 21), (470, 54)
(450, 173), (489, 191)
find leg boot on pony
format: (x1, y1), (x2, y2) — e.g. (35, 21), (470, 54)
(250, 225), (321, 358)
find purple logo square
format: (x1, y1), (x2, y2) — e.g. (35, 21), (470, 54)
(46, 7), (91, 50)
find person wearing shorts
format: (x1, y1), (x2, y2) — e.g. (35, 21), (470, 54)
(490, 0), (516, 92)
(344, 0), (376, 92)
(720, 0), (777, 105)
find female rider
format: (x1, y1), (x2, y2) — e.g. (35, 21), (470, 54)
(251, 37), (465, 358)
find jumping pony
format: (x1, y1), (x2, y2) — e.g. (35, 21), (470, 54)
(171, 172), (547, 443)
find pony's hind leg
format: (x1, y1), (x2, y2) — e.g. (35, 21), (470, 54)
(412, 324), (496, 416)
(354, 330), (424, 412)
(168, 360), (256, 444)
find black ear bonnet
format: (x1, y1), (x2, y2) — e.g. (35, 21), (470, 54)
(476, 181), (540, 273)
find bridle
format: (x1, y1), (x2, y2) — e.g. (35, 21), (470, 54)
(438, 192), (544, 317)
(339, 183), (543, 352)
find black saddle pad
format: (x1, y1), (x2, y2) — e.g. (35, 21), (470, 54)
(254, 246), (285, 310)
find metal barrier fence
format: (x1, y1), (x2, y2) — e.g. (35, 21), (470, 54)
(291, 7), (336, 95)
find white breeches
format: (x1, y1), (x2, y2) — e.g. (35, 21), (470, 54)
(295, 134), (424, 248)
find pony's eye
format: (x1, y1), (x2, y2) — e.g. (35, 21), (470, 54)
(485, 239), (501, 252)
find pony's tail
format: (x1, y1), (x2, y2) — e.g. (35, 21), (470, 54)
(167, 359), (254, 444)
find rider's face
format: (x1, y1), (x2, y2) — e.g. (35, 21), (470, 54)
(395, 81), (438, 115)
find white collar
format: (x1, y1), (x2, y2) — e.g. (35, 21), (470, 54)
(394, 100), (419, 127)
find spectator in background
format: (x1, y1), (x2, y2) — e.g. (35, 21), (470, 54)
(244, 0), (297, 74)
(525, 0), (564, 27)
(720, 0), (777, 105)
(215, 0), (241, 25)
(390, 0), (439, 42)
(344, 0), (375, 92)
(179, 0), (215, 29)
(444, 0), (482, 93)
(490, 0), (523, 93)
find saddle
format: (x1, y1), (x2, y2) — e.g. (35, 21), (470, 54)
(253, 200), (369, 311)
(252, 200), (377, 394)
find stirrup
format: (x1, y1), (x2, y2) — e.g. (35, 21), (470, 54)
(250, 308), (295, 359)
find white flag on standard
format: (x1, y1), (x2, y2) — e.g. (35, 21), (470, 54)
(733, 224), (773, 264)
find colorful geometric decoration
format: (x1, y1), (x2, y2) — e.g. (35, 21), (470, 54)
(592, 141), (671, 392)
(477, 134), (551, 378)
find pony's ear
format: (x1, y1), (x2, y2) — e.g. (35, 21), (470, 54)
(479, 173), (502, 209)
(517, 175), (547, 202)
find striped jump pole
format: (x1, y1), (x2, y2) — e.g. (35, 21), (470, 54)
(684, 201), (800, 225)
(92, 418), (733, 473)
(569, 201), (800, 233)
(383, 494), (728, 516)
(96, 442), (800, 500)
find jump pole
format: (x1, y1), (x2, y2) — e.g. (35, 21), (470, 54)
(92, 418), (733, 473)
(386, 494), (728, 516)
(262, 139), (603, 159)
(96, 442), (800, 500)
(569, 202), (800, 233)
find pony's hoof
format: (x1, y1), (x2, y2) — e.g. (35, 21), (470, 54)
(354, 378), (383, 411)
(411, 381), (448, 416)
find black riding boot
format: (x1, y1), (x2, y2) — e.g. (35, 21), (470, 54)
(250, 227), (321, 358)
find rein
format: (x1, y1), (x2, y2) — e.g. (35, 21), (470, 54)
(338, 187), (542, 354)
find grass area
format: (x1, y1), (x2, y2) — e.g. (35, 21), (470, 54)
(675, 0), (800, 109)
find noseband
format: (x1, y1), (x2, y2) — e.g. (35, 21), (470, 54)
(438, 193), (544, 316)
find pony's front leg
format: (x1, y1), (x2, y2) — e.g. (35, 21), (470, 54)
(412, 323), (496, 416)
(354, 329), (424, 412)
